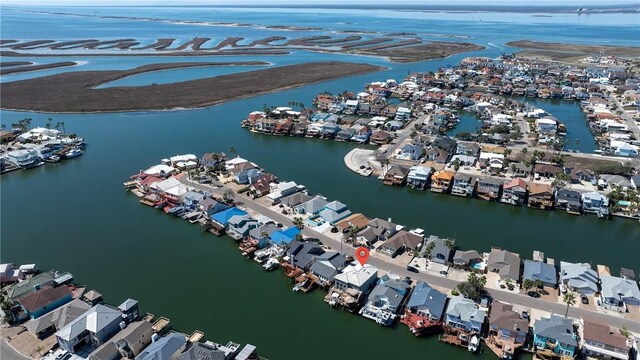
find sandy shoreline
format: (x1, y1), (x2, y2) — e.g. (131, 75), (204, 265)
(507, 40), (640, 57)
(0, 61), (386, 113)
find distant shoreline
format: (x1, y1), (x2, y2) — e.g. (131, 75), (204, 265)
(0, 61), (386, 113)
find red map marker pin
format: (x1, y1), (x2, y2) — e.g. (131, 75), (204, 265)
(355, 247), (370, 266)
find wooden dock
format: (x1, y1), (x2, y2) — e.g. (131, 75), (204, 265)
(152, 317), (171, 335)
(188, 330), (205, 343)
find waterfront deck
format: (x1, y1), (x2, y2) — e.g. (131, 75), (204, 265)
(152, 317), (171, 335)
(399, 310), (442, 336)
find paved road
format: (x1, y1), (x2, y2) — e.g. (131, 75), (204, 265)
(1, 340), (31, 360)
(182, 177), (640, 332)
(610, 94), (640, 137)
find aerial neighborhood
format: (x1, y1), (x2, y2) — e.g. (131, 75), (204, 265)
(104, 150), (639, 359)
(0, 264), (264, 360)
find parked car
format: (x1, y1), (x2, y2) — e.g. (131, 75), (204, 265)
(522, 311), (530, 321)
(581, 295), (589, 304)
(406, 265), (419, 273)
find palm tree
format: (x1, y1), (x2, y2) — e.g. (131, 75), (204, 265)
(292, 217), (304, 230)
(60, 121), (66, 133)
(522, 279), (534, 293)
(521, 147), (528, 155)
(260, 231), (269, 240)
(348, 226), (359, 245)
(563, 292), (576, 317)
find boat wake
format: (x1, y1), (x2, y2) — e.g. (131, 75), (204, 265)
(487, 42), (504, 50)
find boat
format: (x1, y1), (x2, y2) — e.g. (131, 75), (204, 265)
(262, 257), (279, 271)
(468, 334), (479, 353)
(65, 148), (83, 158)
(49, 155), (61, 162)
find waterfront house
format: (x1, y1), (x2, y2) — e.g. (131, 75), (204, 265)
(211, 208), (248, 230)
(452, 250), (483, 269)
(344, 99), (359, 114)
(200, 153), (226, 169)
(369, 130), (391, 145)
(533, 315), (577, 358)
(599, 275), (640, 312)
(318, 201), (352, 224)
(270, 226), (301, 246)
(407, 166), (432, 190)
(360, 276), (411, 326)
(135, 332), (187, 360)
(559, 262), (599, 296)
(16, 285), (73, 319)
(247, 223), (279, 249)
(424, 235), (453, 265)
(581, 191), (609, 215)
(234, 168), (263, 185)
(88, 320), (153, 360)
(26, 298), (90, 339)
(555, 188), (582, 214)
(334, 264), (378, 294)
(528, 183), (554, 209)
(351, 126), (372, 143)
(578, 318), (630, 360)
(168, 154), (198, 168)
(335, 127), (356, 142)
(451, 173), (477, 197)
(7, 149), (38, 168)
(199, 198), (230, 216)
(405, 282), (447, 321)
(534, 164), (563, 179)
(500, 178), (527, 206)
(295, 196), (328, 215)
(378, 230), (424, 258)
(444, 296), (486, 334)
(267, 181), (301, 201)
(488, 302), (528, 359)
(55, 304), (124, 354)
(335, 213), (369, 233)
(286, 240), (324, 271)
(487, 249), (521, 283)
(7, 271), (55, 300)
(82, 289), (102, 307)
(523, 260), (557, 288)
(477, 177), (502, 201)
(0, 263), (25, 285)
(280, 192), (313, 208)
(306, 122), (323, 137)
(430, 171), (454, 193)
(357, 218), (399, 246)
(320, 122), (340, 138)
(383, 165), (409, 186)
(117, 299), (139, 324)
(227, 214), (259, 240)
(177, 342), (231, 360)
(309, 251), (347, 287)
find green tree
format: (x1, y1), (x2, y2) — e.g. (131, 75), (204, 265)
(347, 225), (359, 245)
(563, 292), (576, 318)
(222, 189), (234, 203)
(292, 217), (305, 230)
(522, 279), (534, 293)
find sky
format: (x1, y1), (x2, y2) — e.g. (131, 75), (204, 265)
(1, 0), (637, 6)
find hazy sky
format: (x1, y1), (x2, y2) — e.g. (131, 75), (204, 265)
(2, 0), (637, 6)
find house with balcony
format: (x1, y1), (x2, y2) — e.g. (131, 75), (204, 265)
(533, 315), (577, 358)
(528, 183), (554, 209)
(581, 191), (609, 215)
(16, 286), (73, 320)
(359, 276), (411, 326)
(309, 251), (348, 287)
(430, 171), (454, 193)
(487, 302), (528, 359)
(226, 214), (259, 240)
(555, 189), (582, 214)
(383, 165), (409, 186)
(500, 178), (527, 206)
(579, 318), (630, 360)
(451, 173), (476, 197)
(318, 201), (352, 224)
(88, 321), (153, 360)
(405, 281), (447, 322)
(407, 166), (431, 190)
(477, 177), (502, 201)
(334, 264), (379, 295)
(444, 296), (486, 334)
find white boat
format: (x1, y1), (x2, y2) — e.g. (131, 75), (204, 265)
(65, 149), (83, 158)
(468, 335), (479, 353)
(262, 257), (279, 271)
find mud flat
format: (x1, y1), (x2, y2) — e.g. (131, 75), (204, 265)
(0, 61), (384, 113)
(352, 41), (485, 63)
(0, 61), (77, 75)
(507, 40), (640, 58)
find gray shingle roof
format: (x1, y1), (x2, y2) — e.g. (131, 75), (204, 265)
(600, 276), (640, 304)
(55, 304), (123, 341)
(135, 332), (186, 360)
(523, 260), (557, 286)
(560, 262), (599, 294)
(406, 282), (447, 320)
(534, 315), (576, 347)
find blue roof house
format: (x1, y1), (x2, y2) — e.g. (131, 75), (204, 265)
(533, 315), (577, 357)
(523, 260), (558, 288)
(318, 201), (352, 224)
(211, 207), (248, 228)
(270, 226), (301, 246)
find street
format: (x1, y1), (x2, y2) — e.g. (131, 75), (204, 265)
(182, 177), (640, 332)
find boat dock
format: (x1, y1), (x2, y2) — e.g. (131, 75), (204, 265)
(152, 317), (171, 335)
(399, 310), (442, 336)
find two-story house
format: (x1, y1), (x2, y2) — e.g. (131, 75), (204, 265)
(488, 302), (528, 359)
(445, 296), (486, 334)
(55, 304), (124, 354)
(533, 315), (577, 358)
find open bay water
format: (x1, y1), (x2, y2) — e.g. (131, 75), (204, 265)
(1, 6), (639, 360)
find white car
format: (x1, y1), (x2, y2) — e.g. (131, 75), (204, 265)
(560, 284), (567, 293)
